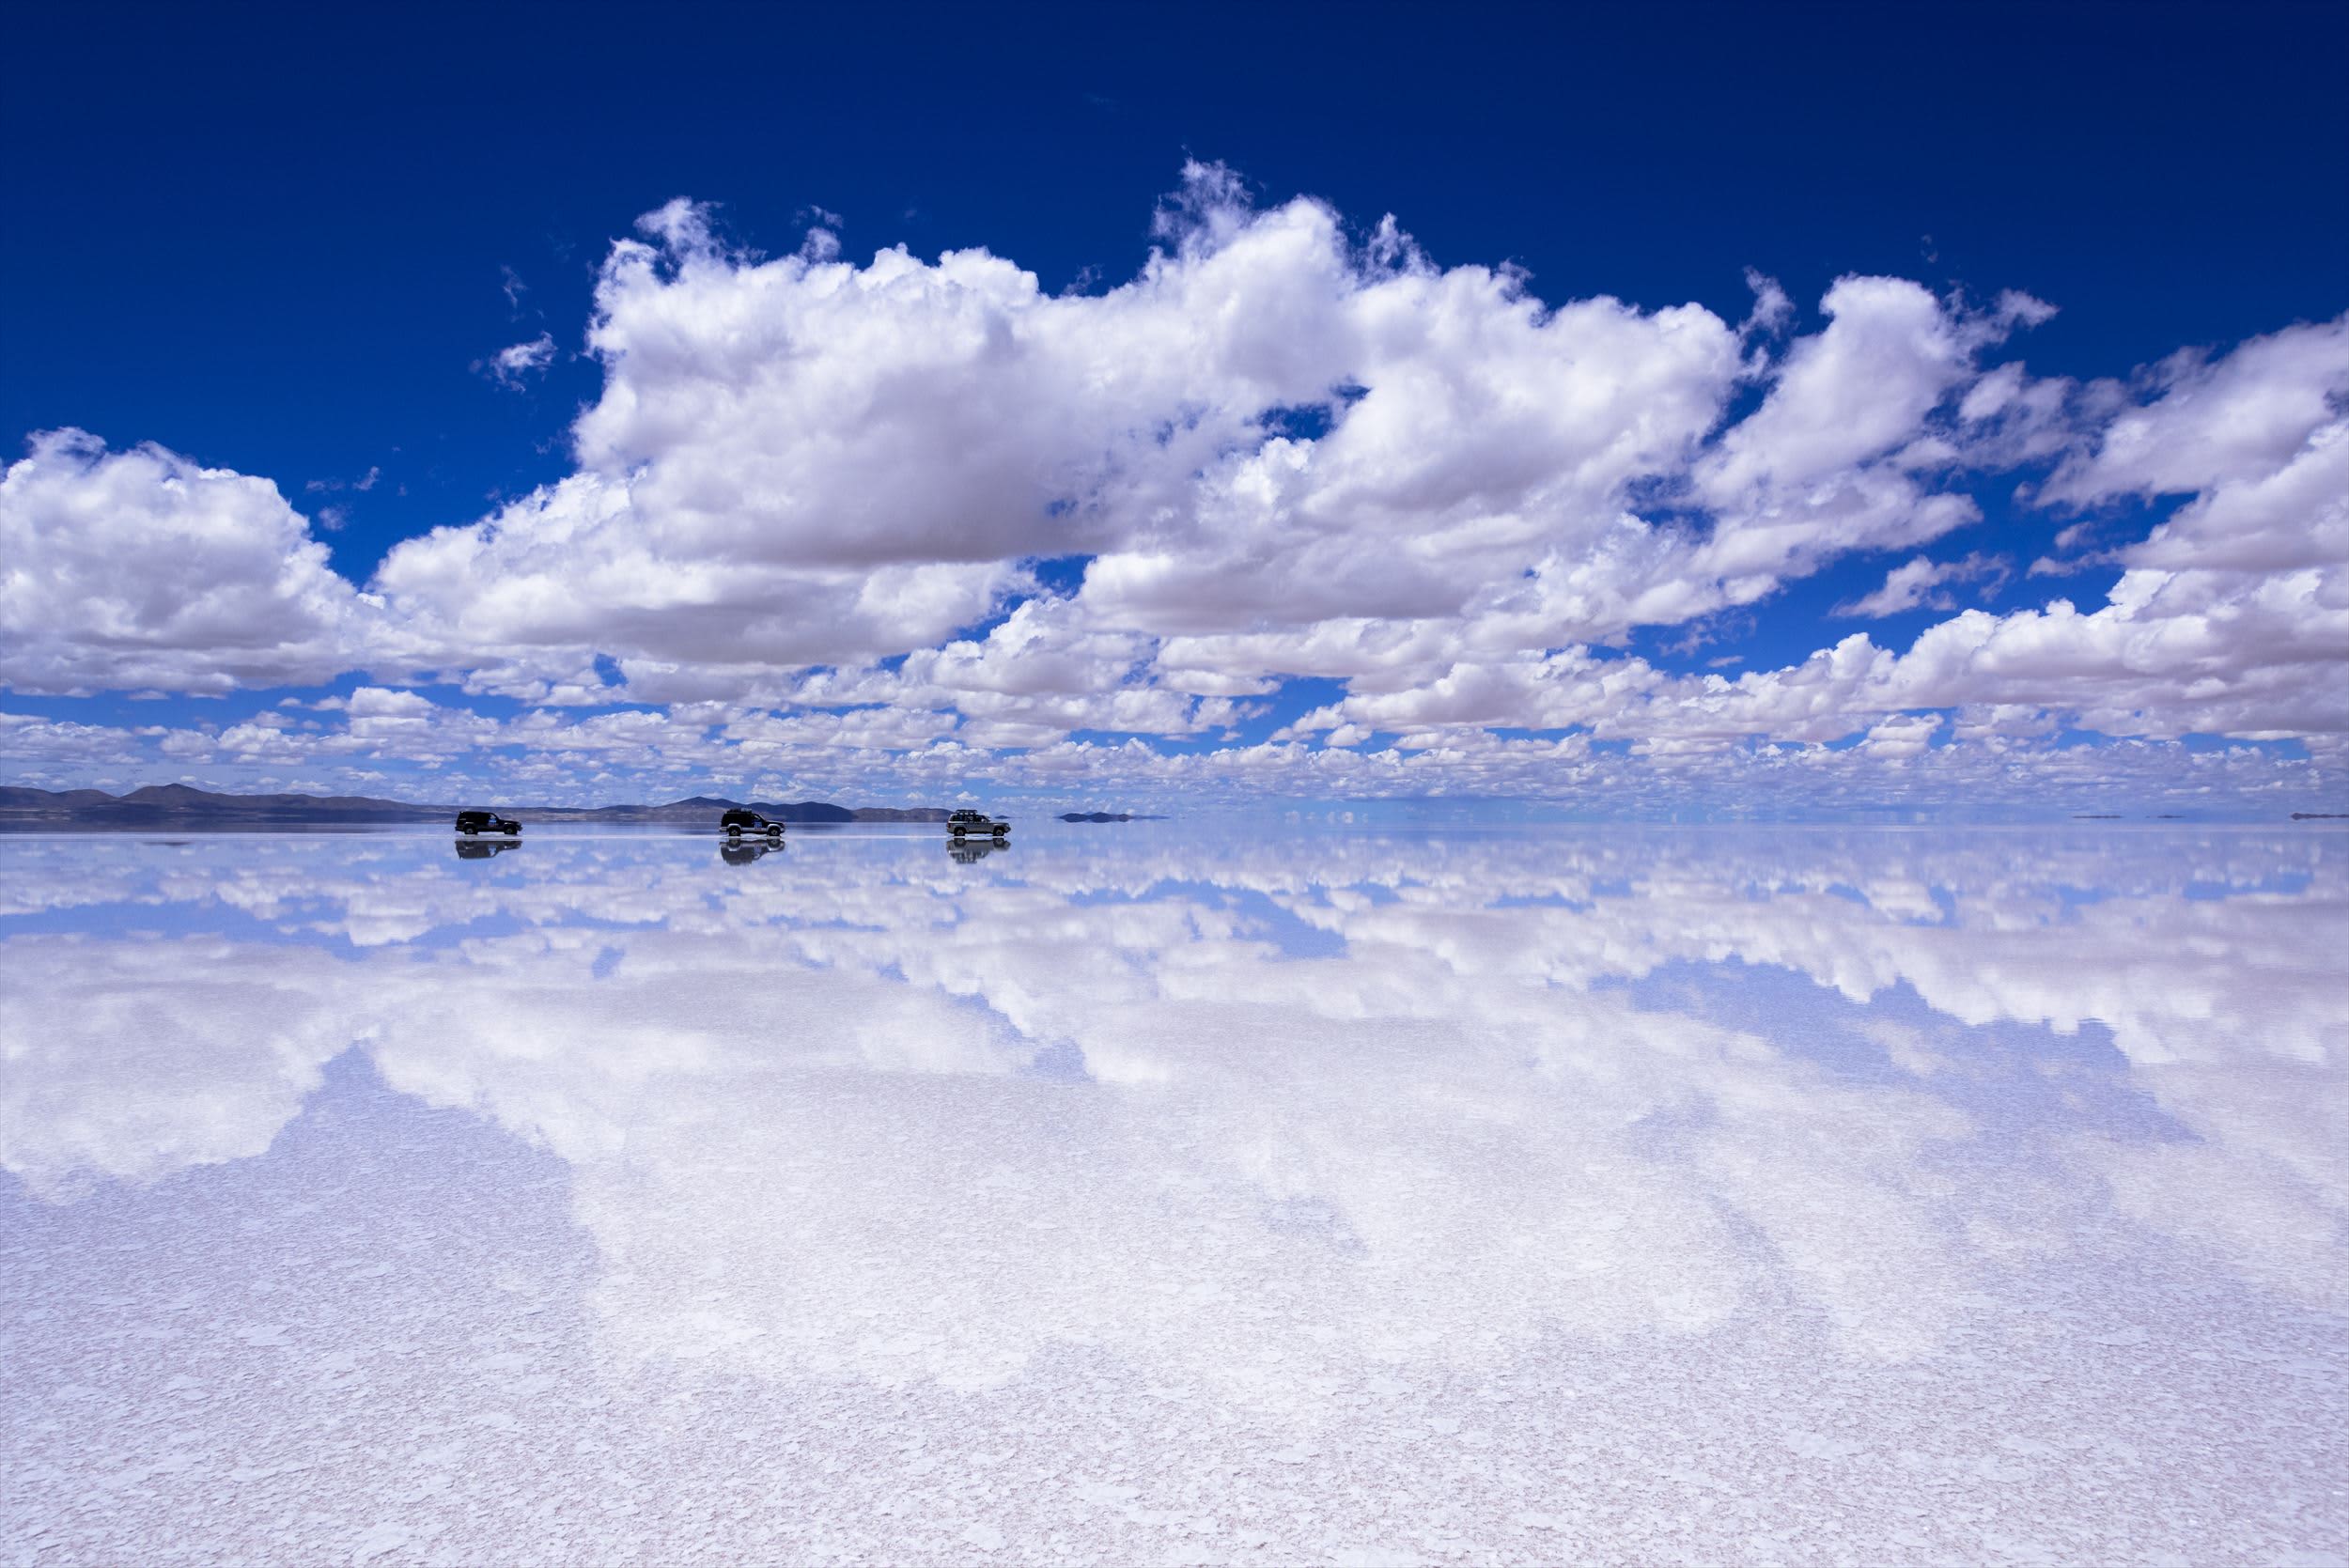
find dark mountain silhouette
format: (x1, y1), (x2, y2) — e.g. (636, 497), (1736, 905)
(0, 784), (443, 824)
(0, 785), (946, 826)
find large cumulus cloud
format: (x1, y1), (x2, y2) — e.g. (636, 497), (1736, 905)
(4, 166), (2345, 800)
(0, 430), (378, 694)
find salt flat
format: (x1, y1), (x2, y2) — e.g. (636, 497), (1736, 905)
(2, 824), (2342, 1566)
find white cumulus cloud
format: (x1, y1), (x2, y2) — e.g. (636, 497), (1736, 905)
(0, 429), (377, 695)
(3, 167), (2344, 803)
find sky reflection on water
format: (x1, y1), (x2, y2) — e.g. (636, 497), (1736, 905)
(2, 825), (2342, 1565)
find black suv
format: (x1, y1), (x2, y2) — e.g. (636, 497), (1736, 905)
(721, 807), (784, 838)
(945, 808), (1010, 839)
(455, 810), (521, 835)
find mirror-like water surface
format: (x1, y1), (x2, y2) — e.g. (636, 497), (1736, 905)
(2, 825), (2343, 1565)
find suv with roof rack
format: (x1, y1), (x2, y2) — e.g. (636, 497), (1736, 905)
(721, 807), (784, 838)
(945, 808), (1010, 840)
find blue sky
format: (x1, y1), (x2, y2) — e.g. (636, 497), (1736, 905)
(2, 1), (2344, 814)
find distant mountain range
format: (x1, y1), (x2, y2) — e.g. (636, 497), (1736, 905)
(0, 784), (948, 826)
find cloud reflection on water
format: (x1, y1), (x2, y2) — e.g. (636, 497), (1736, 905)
(1, 827), (2341, 1406)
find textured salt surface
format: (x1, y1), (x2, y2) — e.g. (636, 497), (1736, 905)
(1, 826), (2342, 1565)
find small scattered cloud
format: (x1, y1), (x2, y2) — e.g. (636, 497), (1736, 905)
(1739, 267), (1793, 337)
(1836, 553), (2011, 617)
(305, 465), (380, 495)
(476, 334), (556, 391)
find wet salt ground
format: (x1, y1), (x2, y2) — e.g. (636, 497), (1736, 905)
(1, 826), (2344, 1565)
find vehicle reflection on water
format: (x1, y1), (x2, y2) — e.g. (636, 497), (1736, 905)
(1, 824), (2341, 1564)
(719, 837), (784, 865)
(947, 836), (1006, 864)
(453, 837), (522, 860)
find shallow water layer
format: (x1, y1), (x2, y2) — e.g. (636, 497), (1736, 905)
(1, 824), (2343, 1566)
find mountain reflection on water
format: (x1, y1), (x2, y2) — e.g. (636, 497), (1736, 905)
(2, 825), (2342, 1565)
